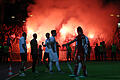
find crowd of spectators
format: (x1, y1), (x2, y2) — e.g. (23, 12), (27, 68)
(0, 24), (23, 63)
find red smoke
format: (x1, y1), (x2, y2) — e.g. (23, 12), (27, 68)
(25, 0), (119, 60)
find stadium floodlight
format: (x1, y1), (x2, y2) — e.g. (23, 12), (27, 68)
(116, 14), (120, 18)
(118, 22), (120, 28)
(23, 20), (26, 22)
(29, 15), (33, 17)
(11, 16), (15, 19)
(110, 14), (114, 17)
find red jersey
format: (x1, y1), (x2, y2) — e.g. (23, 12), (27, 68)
(75, 34), (85, 61)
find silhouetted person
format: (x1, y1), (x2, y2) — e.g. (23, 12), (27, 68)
(63, 26), (88, 76)
(39, 45), (43, 64)
(99, 42), (103, 61)
(102, 41), (107, 61)
(1, 32), (5, 45)
(43, 33), (50, 71)
(66, 44), (72, 61)
(111, 43), (117, 61)
(19, 32), (27, 76)
(7, 35), (12, 62)
(2, 43), (9, 63)
(87, 41), (91, 61)
(56, 42), (61, 58)
(30, 33), (38, 73)
(94, 43), (99, 61)
(7, 35), (11, 47)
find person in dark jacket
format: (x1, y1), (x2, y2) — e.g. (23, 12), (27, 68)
(94, 43), (99, 61)
(30, 33), (38, 73)
(111, 43), (117, 61)
(39, 45), (43, 64)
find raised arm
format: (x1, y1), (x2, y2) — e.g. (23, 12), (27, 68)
(62, 38), (77, 47)
(42, 42), (46, 47)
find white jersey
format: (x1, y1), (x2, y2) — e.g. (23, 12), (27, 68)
(49, 36), (57, 52)
(19, 36), (26, 53)
(45, 38), (51, 53)
(49, 36), (58, 62)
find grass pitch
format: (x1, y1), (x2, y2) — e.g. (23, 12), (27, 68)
(10, 61), (120, 80)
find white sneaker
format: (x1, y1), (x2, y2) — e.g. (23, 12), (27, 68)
(19, 73), (25, 76)
(79, 75), (85, 78)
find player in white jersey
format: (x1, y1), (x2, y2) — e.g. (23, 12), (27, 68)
(49, 30), (62, 73)
(43, 33), (51, 70)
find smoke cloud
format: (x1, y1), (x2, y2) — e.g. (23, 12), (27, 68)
(26, 0), (119, 46)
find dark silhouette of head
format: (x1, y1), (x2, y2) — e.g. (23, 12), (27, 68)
(77, 26), (83, 35)
(100, 42), (102, 45)
(96, 43), (98, 46)
(102, 41), (105, 45)
(46, 33), (50, 39)
(39, 45), (42, 48)
(51, 30), (56, 37)
(33, 33), (37, 39)
(22, 32), (27, 40)
(112, 43), (116, 45)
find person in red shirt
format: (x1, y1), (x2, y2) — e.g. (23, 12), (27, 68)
(63, 26), (88, 77)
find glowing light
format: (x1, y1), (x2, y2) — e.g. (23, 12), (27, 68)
(75, 29), (77, 35)
(23, 20), (26, 22)
(28, 29), (33, 34)
(27, 44), (30, 49)
(11, 16), (15, 19)
(29, 15), (33, 17)
(110, 14), (114, 17)
(60, 27), (68, 35)
(88, 34), (94, 39)
(11, 34), (15, 38)
(118, 22), (120, 28)
(116, 14), (120, 18)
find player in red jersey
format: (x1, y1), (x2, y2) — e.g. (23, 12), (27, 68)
(63, 26), (89, 77)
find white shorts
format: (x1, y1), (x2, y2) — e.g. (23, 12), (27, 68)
(49, 49), (59, 62)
